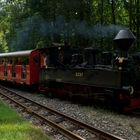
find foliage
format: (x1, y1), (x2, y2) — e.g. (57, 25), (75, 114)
(0, 0), (139, 52)
(0, 100), (50, 140)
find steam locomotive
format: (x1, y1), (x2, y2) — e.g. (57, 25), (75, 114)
(0, 29), (140, 112)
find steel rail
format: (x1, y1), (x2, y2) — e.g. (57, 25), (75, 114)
(0, 91), (85, 140)
(0, 86), (125, 140)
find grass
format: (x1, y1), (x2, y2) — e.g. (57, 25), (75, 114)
(0, 100), (51, 140)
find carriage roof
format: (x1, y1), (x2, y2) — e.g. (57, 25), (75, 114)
(0, 50), (33, 58)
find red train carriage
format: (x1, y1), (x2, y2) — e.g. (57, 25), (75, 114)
(0, 49), (45, 85)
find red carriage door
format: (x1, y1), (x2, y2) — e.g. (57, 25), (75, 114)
(29, 50), (40, 85)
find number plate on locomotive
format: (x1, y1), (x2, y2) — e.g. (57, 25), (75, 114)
(75, 72), (83, 77)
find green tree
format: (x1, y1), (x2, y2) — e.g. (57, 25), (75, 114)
(0, 0), (140, 52)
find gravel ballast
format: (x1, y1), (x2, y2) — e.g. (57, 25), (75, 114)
(7, 89), (140, 140)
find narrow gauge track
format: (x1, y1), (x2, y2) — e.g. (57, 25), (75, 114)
(132, 108), (140, 117)
(0, 85), (125, 140)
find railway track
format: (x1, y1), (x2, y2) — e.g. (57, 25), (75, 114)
(131, 108), (140, 117)
(0, 85), (125, 140)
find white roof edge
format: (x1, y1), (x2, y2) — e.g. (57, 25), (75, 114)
(0, 50), (33, 58)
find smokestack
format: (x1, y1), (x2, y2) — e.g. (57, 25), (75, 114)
(113, 29), (136, 52)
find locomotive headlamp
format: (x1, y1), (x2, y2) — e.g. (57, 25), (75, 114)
(122, 86), (134, 95)
(58, 47), (61, 50)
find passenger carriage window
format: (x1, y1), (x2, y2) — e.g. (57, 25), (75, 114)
(23, 57), (29, 65)
(20, 57), (28, 79)
(9, 59), (12, 64)
(33, 56), (39, 64)
(21, 65), (26, 79)
(2, 59), (4, 64)
(17, 57), (22, 65)
(12, 58), (16, 77)
(4, 58), (8, 76)
(0, 59), (2, 64)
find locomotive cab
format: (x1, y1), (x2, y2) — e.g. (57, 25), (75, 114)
(101, 52), (113, 65)
(84, 47), (99, 67)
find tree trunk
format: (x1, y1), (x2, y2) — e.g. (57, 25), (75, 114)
(111, 0), (116, 25)
(129, 0), (132, 30)
(136, 0), (139, 48)
(100, 0), (104, 48)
